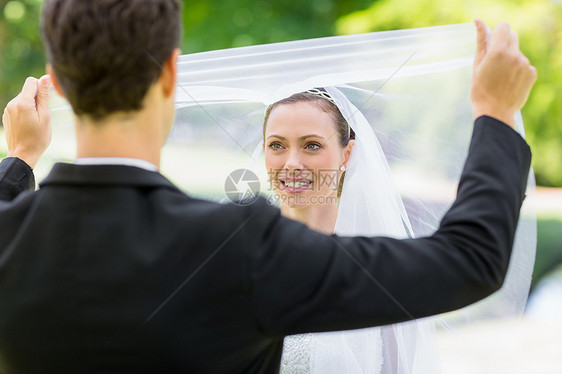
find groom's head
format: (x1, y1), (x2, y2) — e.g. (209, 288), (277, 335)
(41, 0), (181, 121)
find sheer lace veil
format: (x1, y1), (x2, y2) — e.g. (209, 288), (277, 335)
(47, 23), (536, 373)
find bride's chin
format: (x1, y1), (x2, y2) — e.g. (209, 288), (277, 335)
(275, 191), (310, 210)
(284, 201), (310, 210)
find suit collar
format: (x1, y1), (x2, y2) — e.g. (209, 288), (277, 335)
(40, 163), (180, 192)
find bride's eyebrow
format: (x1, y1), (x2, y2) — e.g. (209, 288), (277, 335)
(299, 134), (325, 141)
(266, 134), (325, 141)
(266, 135), (286, 141)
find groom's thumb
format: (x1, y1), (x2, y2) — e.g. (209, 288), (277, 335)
(473, 18), (490, 69)
(37, 75), (51, 121)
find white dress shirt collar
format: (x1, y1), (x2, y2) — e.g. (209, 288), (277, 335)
(74, 157), (158, 172)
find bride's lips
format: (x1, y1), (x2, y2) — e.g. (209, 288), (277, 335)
(279, 179), (313, 194)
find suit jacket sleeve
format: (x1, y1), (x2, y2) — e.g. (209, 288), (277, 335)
(0, 157), (35, 202)
(251, 116), (532, 337)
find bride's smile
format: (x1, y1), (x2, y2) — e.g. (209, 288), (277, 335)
(279, 178), (313, 192)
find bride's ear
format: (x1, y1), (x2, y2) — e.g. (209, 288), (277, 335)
(342, 139), (355, 167)
(46, 64), (65, 98)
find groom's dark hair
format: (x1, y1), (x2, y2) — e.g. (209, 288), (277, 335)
(41, 0), (182, 120)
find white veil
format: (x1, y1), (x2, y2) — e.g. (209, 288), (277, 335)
(47, 23), (536, 373)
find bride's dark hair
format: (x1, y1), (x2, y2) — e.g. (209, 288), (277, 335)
(263, 88), (356, 147)
(41, 0), (181, 121)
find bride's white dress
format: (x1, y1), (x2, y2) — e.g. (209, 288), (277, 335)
(281, 329), (383, 374)
(281, 333), (314, 373)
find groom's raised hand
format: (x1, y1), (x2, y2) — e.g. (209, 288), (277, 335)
(471, 19), (537, 128)
(2, 76), (52, 168)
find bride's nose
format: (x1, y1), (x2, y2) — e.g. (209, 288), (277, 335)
(283, 149), (304, 171)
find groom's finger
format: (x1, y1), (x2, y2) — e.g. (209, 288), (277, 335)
(508, 29), (519, 53)
(488, 22), (511, 52)
(473, 18), (490, 68)
(36, 75), (52, 122)
(20, 77), (40, 102)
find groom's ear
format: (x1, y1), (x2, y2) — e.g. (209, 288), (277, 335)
(160, 48), (181, 98)
(46, 64), (66, 99)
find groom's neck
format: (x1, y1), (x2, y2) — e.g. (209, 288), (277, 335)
(74, 85), (172, 169)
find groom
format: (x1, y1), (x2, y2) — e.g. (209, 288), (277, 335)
(0, 0), (536, 373)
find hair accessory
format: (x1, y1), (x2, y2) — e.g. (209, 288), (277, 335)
(305, 88), (337, 106)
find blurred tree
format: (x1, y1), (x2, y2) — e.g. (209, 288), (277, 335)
(181, 0), (373, 52)
(0, 0), (45, 111)
(337, 0), (562, 186)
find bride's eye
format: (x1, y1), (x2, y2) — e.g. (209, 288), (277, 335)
(268, 142), (284, 150)
(305, 142), (321, 150)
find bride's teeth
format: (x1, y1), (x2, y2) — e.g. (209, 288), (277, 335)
(284, 181), (310, 188)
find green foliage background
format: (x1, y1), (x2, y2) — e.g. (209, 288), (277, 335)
(181, 0), (373, 52)
(337, 0), (562, 186)
(0, 0), (45, 107)
(0, 0), (561, 186)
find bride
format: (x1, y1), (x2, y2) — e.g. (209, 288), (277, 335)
(263, 87), (439, 373)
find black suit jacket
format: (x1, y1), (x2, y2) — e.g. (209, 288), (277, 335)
(0, 116), (531, 373)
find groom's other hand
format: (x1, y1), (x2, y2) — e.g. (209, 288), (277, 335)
(471, 19), (537, 128)
(2, 75), (52, 168)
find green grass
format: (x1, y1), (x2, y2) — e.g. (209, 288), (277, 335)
(532, 215), (562, 289)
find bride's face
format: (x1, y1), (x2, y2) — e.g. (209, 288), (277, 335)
(264, 101), (351, 209)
